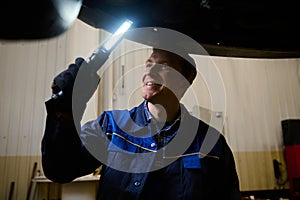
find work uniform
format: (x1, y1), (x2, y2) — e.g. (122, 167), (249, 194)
(42, 100), (241, 200)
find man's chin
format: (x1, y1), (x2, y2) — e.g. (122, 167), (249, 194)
(142, 92), (158, 102)
(142, 86), (163, 99)
(142, 94), (154, 101)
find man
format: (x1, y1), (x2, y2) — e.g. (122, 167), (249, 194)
(42, 48), (241, 199)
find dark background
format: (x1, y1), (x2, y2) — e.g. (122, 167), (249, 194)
(1, 0), (299, 58)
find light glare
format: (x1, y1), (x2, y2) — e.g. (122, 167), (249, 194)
(102, 20), (133, 52)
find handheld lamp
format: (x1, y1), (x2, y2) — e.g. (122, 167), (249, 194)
(51, 19), (133, 100)
(85, 19), (133, 68)
(102, 20), (133, 53)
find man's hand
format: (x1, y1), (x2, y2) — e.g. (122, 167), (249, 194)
(50, 57), (100, 113)
(52, 57), (84, 99)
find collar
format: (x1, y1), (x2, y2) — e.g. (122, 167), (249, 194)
(143, 100), (182, 131)
(143, 100), (152, 122)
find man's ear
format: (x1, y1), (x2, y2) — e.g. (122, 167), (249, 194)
(183, 72), (195, 87)
(187, 75), (194, 85)
(178, 76), (192, 95)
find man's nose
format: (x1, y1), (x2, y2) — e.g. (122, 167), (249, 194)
(147, 63), (163, 73)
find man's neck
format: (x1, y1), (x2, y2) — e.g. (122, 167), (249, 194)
(147, 100), (180, 123)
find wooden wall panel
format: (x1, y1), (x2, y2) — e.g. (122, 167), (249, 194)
(234, 151), (289, 190)
(0, 19), (100, 200)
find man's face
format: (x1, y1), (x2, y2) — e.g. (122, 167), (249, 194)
(141, 49), (190, 102)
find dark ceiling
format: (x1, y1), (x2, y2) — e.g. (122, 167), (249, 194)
(1, 0), (300, 58)
(78, 0), (300, 58)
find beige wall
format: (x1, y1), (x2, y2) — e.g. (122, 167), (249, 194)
(235, 151), (289, 191)
(0, 20), (100, 200)
(0, 19), (300, 199)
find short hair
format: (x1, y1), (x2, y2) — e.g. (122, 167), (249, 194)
(153, 48), (197, 84)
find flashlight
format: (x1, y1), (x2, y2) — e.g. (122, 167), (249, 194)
(85, 19), (133, 69)
(51, 19), (133, 100)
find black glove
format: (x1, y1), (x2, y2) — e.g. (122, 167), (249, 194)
(50, 57), (100, 113)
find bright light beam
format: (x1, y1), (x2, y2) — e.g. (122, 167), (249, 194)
(51, 19), (133, 100)
(86, 19), (133, 65)
(102, 20), (133, 52)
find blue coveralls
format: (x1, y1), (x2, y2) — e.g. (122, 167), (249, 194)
(42, 100), (240, 200)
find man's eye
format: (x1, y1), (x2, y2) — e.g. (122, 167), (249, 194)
(146, 63), (152, 68)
